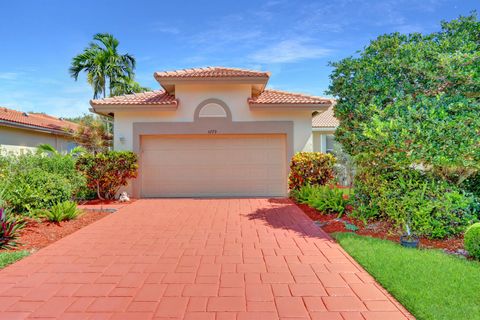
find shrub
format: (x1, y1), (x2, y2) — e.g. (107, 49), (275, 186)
(3, 168), (73, 214)
(464, 223), (480, 260)
(352, 169), (479, 238)
(290, 185), (319, 204)
(288, 152), (336, 190)
(76, 151), (138, 200)
(43, 201), (82, 223)
(462, 173), (480, 198)
(0, 151), (87, 214)
(291, 184), (352, 218)
(0, 209), (26, 249)
(307, 185), (352, 218)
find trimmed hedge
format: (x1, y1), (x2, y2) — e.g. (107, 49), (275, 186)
(464, 223), (480, 260)
(288, 152), (336, 190)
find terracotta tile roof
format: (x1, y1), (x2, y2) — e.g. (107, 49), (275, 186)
(249, 89), (332, 105)
(154, 67), (270, 79)
(0, 107), (78, 133)
(90, 90), (177, 106)
(312, 105), (339, 128)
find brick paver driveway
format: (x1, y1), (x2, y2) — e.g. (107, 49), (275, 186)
(0, 199), (413, 319)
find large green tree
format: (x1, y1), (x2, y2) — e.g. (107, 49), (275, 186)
(327, 14), (480, 237)
(70, 33), (148, 98)
(328, 13), (480, 185)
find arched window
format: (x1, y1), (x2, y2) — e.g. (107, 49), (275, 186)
(198, 102), (228, 118)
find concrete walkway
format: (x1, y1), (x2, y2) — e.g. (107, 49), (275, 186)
(0, 199), (413, 319)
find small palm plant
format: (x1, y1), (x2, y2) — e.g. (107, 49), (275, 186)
(42, 201), (82, 223)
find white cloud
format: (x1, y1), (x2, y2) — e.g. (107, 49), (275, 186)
(0, 72), (23, 80)
(150, 23), (180, 35)
(250, 39), (332, 64)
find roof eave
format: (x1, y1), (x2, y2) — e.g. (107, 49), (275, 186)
(90, 102), (179, 116)
(312, 126), (338, 132)
(249, 103), (331, 111)
(0, 119), (73, 136)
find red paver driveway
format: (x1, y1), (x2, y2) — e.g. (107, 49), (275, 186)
(0, 199), (413, 319)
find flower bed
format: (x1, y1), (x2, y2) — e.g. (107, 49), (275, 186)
(294, 200), (465, 253)
(2, 210), (109, 252)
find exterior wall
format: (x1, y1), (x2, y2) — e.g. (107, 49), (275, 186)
(0, 126), (75, 154)
(113, 84), (313, 153)
(312, 130), (336, 153)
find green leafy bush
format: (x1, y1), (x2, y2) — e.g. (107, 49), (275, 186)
(353, 169), (479, 238)
(308, 186), (352, 218)
(328, 14), (480, 238)
(291, 184), (352, 218)
(464, 223), (480, 260)
(42, 201), (82, 223)
(462, 173), (480, 198)
(0, 209), (26, 249)
(0, 152), (87, 214)
(76, 151), (138, 200)
(290, 185), (319, 204)
(288, 152), (336, 190)
(4, 168), (73, 214)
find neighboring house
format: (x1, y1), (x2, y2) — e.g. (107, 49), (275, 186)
(312, 105), (339, 153)
(90, 67), (333, 198)
(0, 107), (79, 154)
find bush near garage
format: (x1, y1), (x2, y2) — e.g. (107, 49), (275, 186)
(288, 152), (336, 190)
(0, 151), (86, 214)
(290, 184), (352, 218)
(76, 151), (138, 200)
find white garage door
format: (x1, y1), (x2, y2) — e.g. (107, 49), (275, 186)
(140, 134), (287, 197)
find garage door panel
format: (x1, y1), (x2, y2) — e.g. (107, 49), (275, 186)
(140, 134), (287, 197)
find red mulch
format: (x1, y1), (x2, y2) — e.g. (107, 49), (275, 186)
(2, 211), (110, 253)
(294, 201), (464, 252)
(79, 199), (137, 206)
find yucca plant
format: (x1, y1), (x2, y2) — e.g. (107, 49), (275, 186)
(0, 208), (26, 249)
(43, 201), (82, 223)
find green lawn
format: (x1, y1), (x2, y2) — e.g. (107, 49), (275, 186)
(333, 233), (480, 320)
(0, 251), (29, 269)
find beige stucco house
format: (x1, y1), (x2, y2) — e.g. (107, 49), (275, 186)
(90, 67), (334, 198)
(0, 107), (78, 154)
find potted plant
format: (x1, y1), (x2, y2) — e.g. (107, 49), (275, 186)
(400, 224), (419, 248)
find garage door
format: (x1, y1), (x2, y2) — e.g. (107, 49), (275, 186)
(140, 134), (287, 197)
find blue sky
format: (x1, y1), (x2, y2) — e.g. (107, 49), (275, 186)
(0, 0), (478, 117)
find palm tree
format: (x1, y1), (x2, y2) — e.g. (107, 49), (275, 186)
(110, 75), (151, 96)
(69, 33), (138, 98)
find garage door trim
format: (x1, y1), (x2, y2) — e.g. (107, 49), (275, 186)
(131, 99), (294, 198)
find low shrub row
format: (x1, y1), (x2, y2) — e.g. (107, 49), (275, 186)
(290, 184), (352, 218)
(353, 168), (479, 239)
(0, 152), (85, 214)
(288, 151), (480, 241)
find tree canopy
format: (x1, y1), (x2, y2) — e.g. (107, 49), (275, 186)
(69, 33), (149, 98)
(328, 13), (480, 185)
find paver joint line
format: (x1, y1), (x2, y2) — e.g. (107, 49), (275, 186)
(0, 198), (414, 319)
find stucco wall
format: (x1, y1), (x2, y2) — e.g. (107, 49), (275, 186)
(0, 126), (75, 154)
(113, 84), (314, 153)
